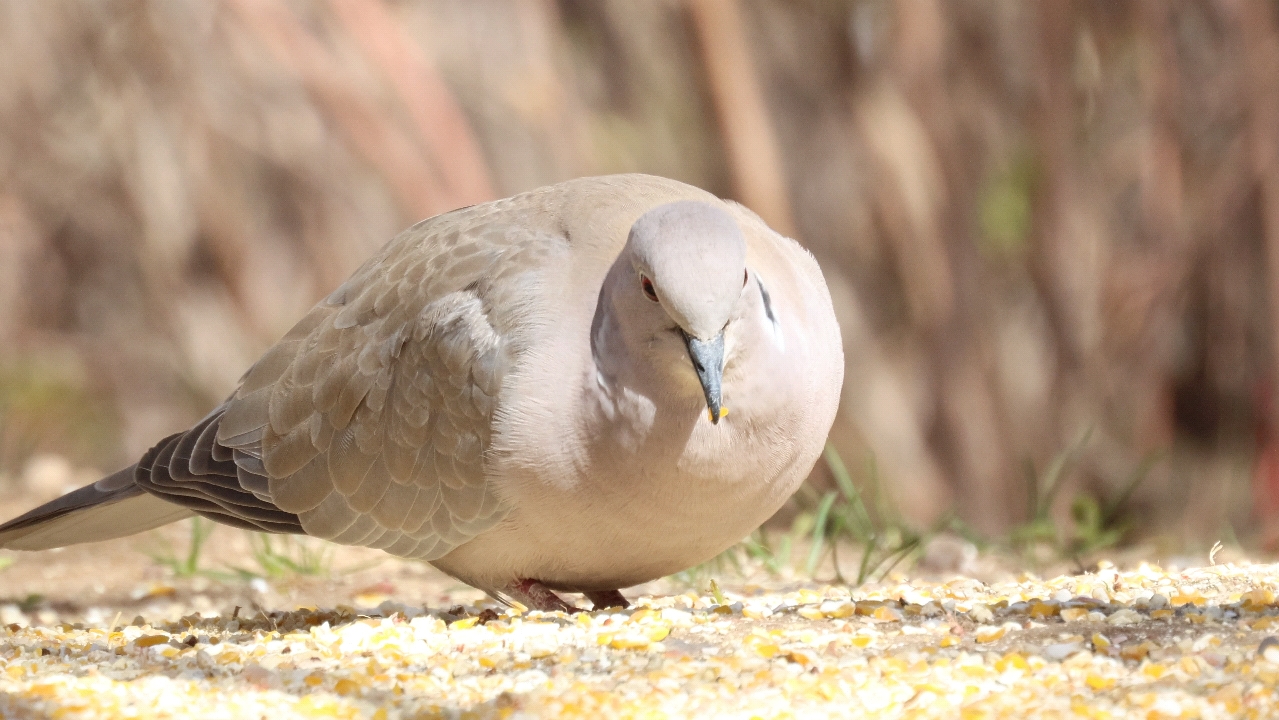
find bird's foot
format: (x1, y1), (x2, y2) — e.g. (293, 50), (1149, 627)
(584, 589), (629, 610)
(505, 579), (581, 613)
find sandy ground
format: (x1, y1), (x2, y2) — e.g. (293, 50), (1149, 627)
(3, 491), (1279, 718)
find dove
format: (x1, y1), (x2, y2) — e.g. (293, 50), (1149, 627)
(0, 174), (843, 611)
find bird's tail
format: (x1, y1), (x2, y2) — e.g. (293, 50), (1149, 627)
(0, 465), (194, 550)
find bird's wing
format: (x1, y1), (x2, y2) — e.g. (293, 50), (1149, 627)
(143, 197), (568, 559)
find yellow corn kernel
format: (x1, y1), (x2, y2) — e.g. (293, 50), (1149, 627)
(745, 636), (780, 658)
(1120, 643), (1151, 662)
(645, 625), (671, 642)
(609, 634), (650, 650)
(1029, 603), (1058, 619)
(1085, 673), (1114, 690)
(975, 626), (1006, 643)
(1142, 662), (1167, 679)
(871, 606), (903, 622)
(786, 648), (818, 666)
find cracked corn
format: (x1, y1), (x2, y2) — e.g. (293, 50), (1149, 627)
(5, 562), (1279, 717)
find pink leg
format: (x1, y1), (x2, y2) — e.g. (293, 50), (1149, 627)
(504, 579), (581, 612)
(584, 590), (629, 610)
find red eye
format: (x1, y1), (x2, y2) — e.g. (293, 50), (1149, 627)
(640, 274), (659, 302)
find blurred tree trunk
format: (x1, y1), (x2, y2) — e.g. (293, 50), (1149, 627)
(883, 0), (1014, 532)
(687, 0), (795, 236)
(1232, 0), (1279, 538)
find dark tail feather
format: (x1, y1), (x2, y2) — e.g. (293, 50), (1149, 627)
(0, 465), (194, 550)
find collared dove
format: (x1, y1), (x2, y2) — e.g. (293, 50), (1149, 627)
(0, 174), (843, 611)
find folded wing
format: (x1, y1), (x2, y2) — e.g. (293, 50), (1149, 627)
(140, 204), (562, 559)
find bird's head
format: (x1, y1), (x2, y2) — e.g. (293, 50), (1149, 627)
(614, 201), (749, 424)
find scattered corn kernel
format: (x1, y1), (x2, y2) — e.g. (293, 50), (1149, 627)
(1085, 673), (1114, 690)
(1, 557), (1278, 718)
(870, 606), (903, 622)
(448, 617), (479, 630)
(975, 626), (1006, 643)
(1028, 603), (1058, 619)
(132, 635), (169, 648)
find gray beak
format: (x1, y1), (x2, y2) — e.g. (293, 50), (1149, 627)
(682, 330), (725, 424)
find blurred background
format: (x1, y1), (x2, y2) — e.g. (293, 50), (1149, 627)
(1, 0), (1278, 559)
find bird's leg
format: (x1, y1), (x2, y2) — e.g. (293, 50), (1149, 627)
(584, 590), (629, 610)
(504, 579), (581, 613)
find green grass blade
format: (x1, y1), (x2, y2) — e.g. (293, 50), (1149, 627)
(1101, 449), (1163, 527)
(805, 491), (838, 577)
(824, 443), (875, 540)
(855, 536), (878, 585)
(1037, 427), (1093, 519)
(1023, 459), (1039, 520)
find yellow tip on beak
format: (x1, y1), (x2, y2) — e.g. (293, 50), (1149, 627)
(708, 407), (729, 422)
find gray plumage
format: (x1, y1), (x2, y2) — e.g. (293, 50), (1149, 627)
(0, 174), (843, 610)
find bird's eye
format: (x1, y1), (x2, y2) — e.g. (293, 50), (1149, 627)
(743, 269), (749, 287)
(640, 274), (659, 302)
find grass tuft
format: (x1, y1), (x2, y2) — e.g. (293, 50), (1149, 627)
(147, 521), (340, 582)
(1007, 428), (1161, 566)
(675, 444), (945, 589)
(233, 533), (334, 579)
(674, 433), (1162, 589)
(146, 517), (221, 579)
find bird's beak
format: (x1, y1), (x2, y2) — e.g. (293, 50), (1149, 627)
(682, 330), (726, 424)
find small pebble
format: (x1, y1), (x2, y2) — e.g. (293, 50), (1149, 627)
(1044, 642), (1083, 661)
(1260, 636), (1279, 664)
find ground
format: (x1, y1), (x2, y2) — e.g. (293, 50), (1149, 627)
(1, 494), (1279, 718)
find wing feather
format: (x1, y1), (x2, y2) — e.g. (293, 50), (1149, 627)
(206, 201), (564, 559)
